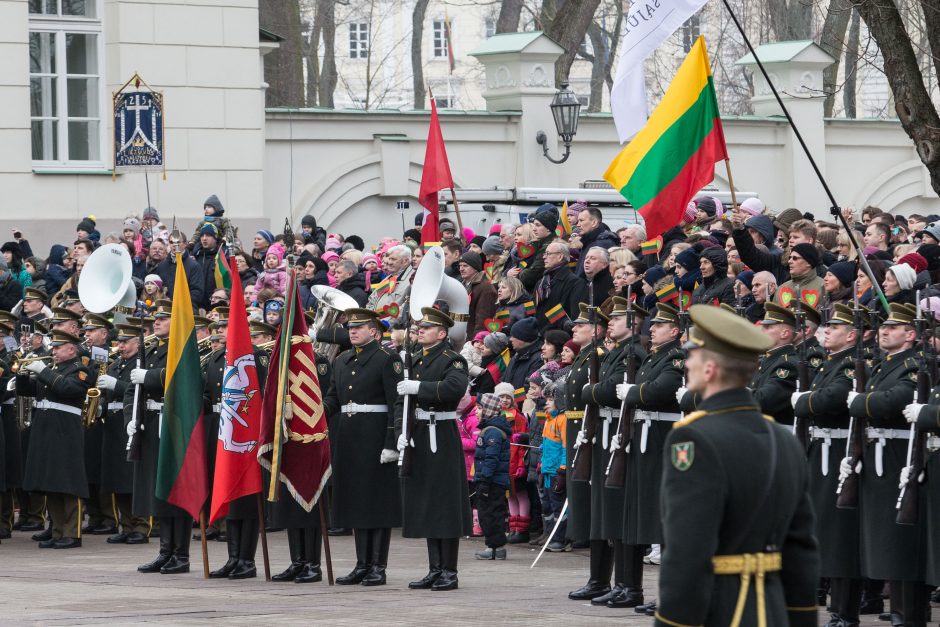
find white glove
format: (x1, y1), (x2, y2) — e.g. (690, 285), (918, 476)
(6, 378), (14, 392)
(397, 433), (408, 452)
(23, 360), (46, 374)
(899, 464), (925, 489)
(125, 419), (139, 445)
(846, 391), (859, 408)
(97, 374), (117, 390)
(790, 391), (808, 409)
(574, 430), (588, 450)
(903, 403), (925, 424)
(675, 386), (688, 404)
(130, 368), (148, 385)
(609, 433), (621, 451)
(397, 379), (420, 395)
(839, 456), (862, 482)
(616, 383), (635, 401)
(380, 448), (400, 464)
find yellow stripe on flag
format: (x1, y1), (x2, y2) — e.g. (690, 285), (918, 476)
(165, 253), (195, 389)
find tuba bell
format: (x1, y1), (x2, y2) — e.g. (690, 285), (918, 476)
(78, 244), (137, 323)
(409, 245), (469, 348)
(308, 285), (360, 361)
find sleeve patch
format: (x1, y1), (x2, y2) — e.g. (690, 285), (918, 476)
(775, 368), (794, 379)
(671, 441), (694, 471)
(78, 371), (88, 381)
(393, 361), (403, 374)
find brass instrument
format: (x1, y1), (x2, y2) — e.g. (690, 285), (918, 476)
(11, 355), (52, 374)
(82, 360), (108, 429)
(309, 285), (360, 361)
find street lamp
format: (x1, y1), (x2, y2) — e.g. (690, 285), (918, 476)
(536, 82), (581, 164)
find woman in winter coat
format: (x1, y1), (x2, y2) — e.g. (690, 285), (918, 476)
(1, 242), (31, 291)
(494, 276), (530, 335)
(692, 246), (735, 306)
(822, 261), (856, 311)
(24, 257), (46, 294)
(234, 252), (259, 286)
(298, 253), (331, 310)
(44, 244), (70, 297)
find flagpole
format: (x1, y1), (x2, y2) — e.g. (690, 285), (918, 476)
(317, 497), (335, 585)
(448, 187), (466, 242)
(723, 159), (739, 210)
(256, 493), (271, 581)
(199, 512), (210, 578)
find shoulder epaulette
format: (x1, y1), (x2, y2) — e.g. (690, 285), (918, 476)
(673, 410), (707, 429)
(762, 413), (775, 423)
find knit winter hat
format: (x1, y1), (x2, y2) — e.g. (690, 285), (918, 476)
(826, 261), (856, 289)
(123, 217), (141, 234)
(917, 244), (940, 272)
(439, 219), (457, 234)
(510, 316), (539, 343)
(144, 274), (163, 288)
(682, 202), (697, 224)
(266, 243), (285, 264)
(530, 203), (559, 233)
(301, 215), (317, 228)
(889, 263), (916, 291)
(477, 393), (503, 420)
(470, 235), (487, 250)
(484, 331), (509, 354)
(791, 243), (820, 268)
(459, 251), (484, 273)
(325, 236), (342, 251)
(736, 270), (754, 291)
(563, 339), (581, 356)
(77, 216), (96, 233)
(482, 235), (504, 257)
(321, 251), (340, 264)
(200, 223), (219, 239)
(143, 206), (160, 221)
(740, 197), (765, 217)
(696, 197), (719, 218)
(643, 265), (666, 288)
(675, 248), (701, 272)
(361, 253), (379, 268)
(898, 252), (927, 274)
(773, 208), (804, 234)
(494, 382), (515, 398)
(257, 229), (274, 246)
(204, 194), (224, 215)
(473, 331), (488, 343)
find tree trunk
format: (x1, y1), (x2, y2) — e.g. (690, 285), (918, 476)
(819, 0), (852, 117)
(496, 0), (524, 33)
(260, 0), (305, 107)
(545, 0), (602, 85)
(786, 0), (812, 39)
(306, 2), (323, 107)
(857, 0), (940, 195)
(412, 0), (430, 109)
(586, 23), (605, 112)
(920, 0), (940, 84)
(843, 9), (860, 118)
(316, 0), (336, 108)
(764, 0), (789, 40)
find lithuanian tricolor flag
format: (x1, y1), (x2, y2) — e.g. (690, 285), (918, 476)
(155, 254), (208, 520)
(604, 36), (728, 240)
(485, 347), (512, 383)
(214, 248), (231, 290)
(544, 303), (567, 324)
(640, 236), (663, 255)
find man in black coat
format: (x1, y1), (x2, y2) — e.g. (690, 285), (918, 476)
(190, 224), (223, 311)
(572, 207), (619, 278)
(534, 241), (587, 330)
(156, 233), (204, 308)
(582, 247), (614, 301)
(334, 260), (368, 306)
(503, 317), (543, 400)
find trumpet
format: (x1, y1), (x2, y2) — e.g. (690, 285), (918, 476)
(11, 355), (53, 374)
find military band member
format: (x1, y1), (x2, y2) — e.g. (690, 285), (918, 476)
(566, 303), (610, 599)
(194, 315), (212, 343)
(13, 313), (48, 533)
(396, 307), (471, 591)
(0, 316), (20, 539)
(201, 313), (229, 544)
(752, 302), (800, 426)
(20, 329), (94, 548)
(95, 323), (150, 544)
(131, 299), (192, 574)
(250, 321), (276, 346)
(844, 303), (926, 625)
(325, 308), (403, 586)
(792, 303), (863, 625)
(579, 297), (648, 609)
(17, 287), (49, 329)
(656, 304), (819, 627)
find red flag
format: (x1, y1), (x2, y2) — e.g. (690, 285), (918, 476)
(418, 97), (454, 245)
(257, 271), (331, 511)
(209, 259), (263, 523)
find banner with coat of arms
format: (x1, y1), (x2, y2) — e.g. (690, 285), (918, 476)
(113, 73), (164, 174)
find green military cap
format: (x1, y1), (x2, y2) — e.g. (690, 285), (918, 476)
(609, 297), (649, 319)
(417, 306), (454, 329)
(793, 301), (821, 327)
(250, 321), (277, 337)
(51, 307), (82, 324)
(82, 313), (113, 331)
(345, 307), (381, 327)
(651, 302), (680, 325)
(719, 303), (736, 316)
(209, 318), (229, 330)
(0, 321), (14, 334)
(214, 306), (230, 322)
(0, 310), (17, 325)
(573, 302), (610, 326)
(152, 299), (173, 318)
(882, 302), (917, 326)
(760, 302), (797, 328)
(24, 287), (48, 302)
(33, 319), (49, 335)
(49, 329), (81, 347)
(684, 304), (773, 359)
(193, 315), (212, 330)
(826, 303), (856, 326)
(115, 323), (143, 341)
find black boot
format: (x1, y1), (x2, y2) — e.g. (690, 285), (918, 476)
(859, 579), (885, 614)
(830, 578), (861, 625)
(432, 538), (459, 591)
(209, 519), (241, 578)
(229, 518), (258, 579)
(593, 540), (627, 605)
(272, 528), (306, 582)
(295, 526), (322, 583)
(161, 516), (192, 574)
(138, 517), (173, 573)
(901, 580), (930, 627)
(336, 529), (371, 585)
(608, 543), (645, 608)
(568, 540), (613, 600)
(409, 539), (442, 589)
(362, 528), (390, 586)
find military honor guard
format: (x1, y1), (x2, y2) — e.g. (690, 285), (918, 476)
(752, 302), (800, 426)
(20, 329), (94, 548)
(656, 304), (819, 626)
(0, 314), (19, 539)
(324, 308), (403, 586)
(396, 307), (471, 591)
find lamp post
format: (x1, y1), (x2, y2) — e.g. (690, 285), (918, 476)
(536, 82), (581, 164)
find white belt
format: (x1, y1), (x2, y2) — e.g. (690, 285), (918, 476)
(2, 398), (13, 406)
(598, 407), (617, 450)
(634, 410), (682, 454)
(32, 400), (82, 416)
(341, 403), (389, 414)
(212, 403), (222, 414)
(810, 428), (850, 476)
(146, 400), (163, 411)
(415, 409), (457, 454)
(107, 402), (123, 411)
(866, 427), (909, 477)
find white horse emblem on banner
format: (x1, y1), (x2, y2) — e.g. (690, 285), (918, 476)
(220, 354), (259, 453)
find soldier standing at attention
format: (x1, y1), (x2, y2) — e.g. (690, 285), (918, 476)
(752, 302), (800, 426)
(396, 307), (471, 591)
(655, 304), (819, 627)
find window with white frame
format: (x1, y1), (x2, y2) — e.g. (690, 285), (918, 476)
(29, 0), (104, 166)
(432, 20), (448, 58)
(349, 22), (369, 59)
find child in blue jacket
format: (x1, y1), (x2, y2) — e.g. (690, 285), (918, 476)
(473, 393), (511, 560)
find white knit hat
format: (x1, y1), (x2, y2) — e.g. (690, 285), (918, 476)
(888, 263), (916, 291)
(493, 382), (515, 398)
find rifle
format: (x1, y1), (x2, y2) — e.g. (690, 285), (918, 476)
(571, 281), (600, 482)
(836, 289), (868, 508)
(605, 286), (637, 488)
(125, 320), (147, 462)
(734, 281), (746, 318)
(792, 291), (811, 450)
(398, 327), (418, 478)
(896, 292), (931, 524)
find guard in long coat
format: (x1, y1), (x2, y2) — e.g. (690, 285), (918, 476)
(21, 329), (93, 548)
(793, 303), (863, 624)
(752, 302), (800, 426)
(324, 308), (403, 586)
(130, 300), (193, 574)
(907, 376), (940, 591)
(397, 307), (470, 592)
(97, 323), (150, 544)
(655, 304), (819, 627)
(846, 303), (926, 623)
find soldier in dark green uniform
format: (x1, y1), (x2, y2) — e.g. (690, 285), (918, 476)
(201, 312), (228, 545)
(96, 323), (150, 544)
(656, 304), (819, 627)
(564, 303), (610, 599)
(21, 329), (94, 548)
(792, 303), (863, 625)
(396, 307), (471, 592)
(844, 303), (925, 625)
(130, 300), (192, 574)
(0, 316), (18, 539)
(752, 302), (800, 425)
(324, 308), (403, 586)
(579, 297), (648, 609)
(794, 302), (825, 373)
